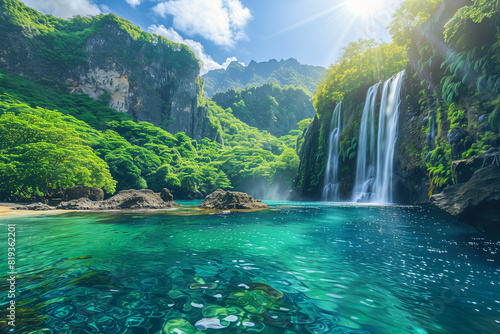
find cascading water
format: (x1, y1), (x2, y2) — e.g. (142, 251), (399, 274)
(351, 71), (405, 203)
(322, 102), (343, 201)
(374, 71), (405, 203)
(351, 84), (380, 203)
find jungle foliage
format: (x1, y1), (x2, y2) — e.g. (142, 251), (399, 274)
(0, 72), (300, 200)
(212, 82), (315, 137)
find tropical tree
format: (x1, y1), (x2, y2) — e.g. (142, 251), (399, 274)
(0, 106), (116, 199)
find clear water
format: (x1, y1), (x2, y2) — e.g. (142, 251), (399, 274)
(1, 202), (500, 334)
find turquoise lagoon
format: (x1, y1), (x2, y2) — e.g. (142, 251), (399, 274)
(1, 202), (499, 333)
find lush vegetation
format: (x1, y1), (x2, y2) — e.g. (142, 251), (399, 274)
(212, 82), (315, 137)
(395, 0), (500, 194)
(296, 0), (500, 200)
(2, 0), (499, 203)
(0, 98), (116, 199)
(0, 71), (132, 129)
(295, 40), (408, 195)
(0, 0), (200, 75)
(314, 39), (408, 119)
(0, 71), (301, 200)
(202, 58), (325, 97)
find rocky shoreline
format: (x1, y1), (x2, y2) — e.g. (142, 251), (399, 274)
(9, 188), (270, 213)
(12, 189), (179, 212)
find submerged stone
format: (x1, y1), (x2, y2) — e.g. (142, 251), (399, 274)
(162, 318), (203, 334)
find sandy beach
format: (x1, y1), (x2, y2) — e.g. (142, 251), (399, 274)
(0, 203), (69, 218)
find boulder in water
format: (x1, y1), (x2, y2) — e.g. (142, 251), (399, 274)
(198, 189), (268, 210)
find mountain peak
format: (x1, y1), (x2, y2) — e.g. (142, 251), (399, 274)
(203, 58), (325, 97)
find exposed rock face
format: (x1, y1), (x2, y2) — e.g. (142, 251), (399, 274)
(291, 115), (322, 201)
(14, 203), (56, 211)
(198, 189), (268, 210)
(431, 165), (500, 233)
(160, 188), (174, 202)
(57, 198), (100, 210)
(452, 150), (500, 184)
(63, 186), (104, 202)
(0, 2), (208, 139)
(57, 189), (179, 210)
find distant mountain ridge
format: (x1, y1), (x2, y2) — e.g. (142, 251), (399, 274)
(202, 58), (325, 97)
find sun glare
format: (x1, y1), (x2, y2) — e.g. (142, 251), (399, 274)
(345, 0), (385, 16)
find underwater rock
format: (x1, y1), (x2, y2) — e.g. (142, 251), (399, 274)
(63, 186), (104, 201)
(57, 189), (179, 210)
(14, 202), (56, 211)
(198, 189), (268, 210)
(431, 164), (500, 233)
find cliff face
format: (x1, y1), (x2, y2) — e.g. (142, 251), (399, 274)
(294, 0), (499, 205)
(0, 1), (207, 139)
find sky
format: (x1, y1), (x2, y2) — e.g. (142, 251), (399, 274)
(20, 0), (405, 75)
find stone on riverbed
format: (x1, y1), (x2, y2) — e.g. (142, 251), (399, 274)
(198, 189), (268, 210)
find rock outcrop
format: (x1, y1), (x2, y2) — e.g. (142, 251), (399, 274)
(160, 188), (174, 202)
(198, 189), (268, 210)
(452, 149), (500, 184)
(0, 1), (209, 139)
(14, 203), (56, 211)
(57, 189), (179, 210)
(63, 186), (104, 202)
(431, 165), (500, 233)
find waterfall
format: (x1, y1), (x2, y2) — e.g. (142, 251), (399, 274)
(322, 102), (343, 201)
(374, 71), (405, 203)
(351, 71), (405, 203)
(351, 84), (380, 203)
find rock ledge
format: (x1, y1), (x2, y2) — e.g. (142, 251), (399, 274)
(431, 164), (500, 233)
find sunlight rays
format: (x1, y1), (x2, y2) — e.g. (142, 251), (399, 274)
(268, 2), (346, 38)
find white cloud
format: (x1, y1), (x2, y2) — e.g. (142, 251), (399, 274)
(125, 0), (141, 7)
(21, 0), (100, 19)
(100, 4), (111, 13)
(152, 0), (251, 47)
(149, 25), (242, 75)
